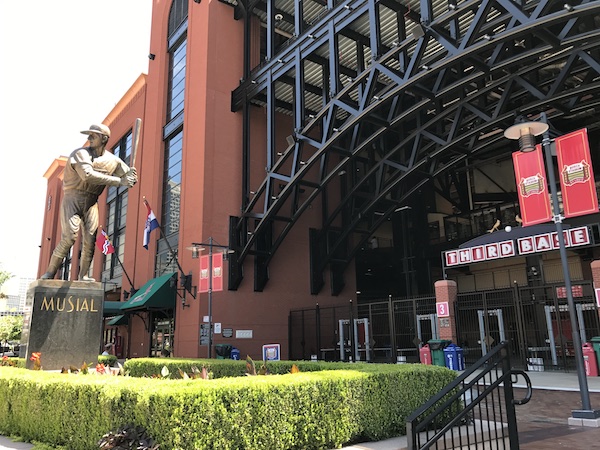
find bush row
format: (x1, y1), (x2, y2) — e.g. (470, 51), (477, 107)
(0, 362), (457, 450)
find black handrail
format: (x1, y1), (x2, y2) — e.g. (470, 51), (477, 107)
(406, 341), (531, 450)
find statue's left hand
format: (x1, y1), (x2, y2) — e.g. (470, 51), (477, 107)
(120, 168), (138, 187)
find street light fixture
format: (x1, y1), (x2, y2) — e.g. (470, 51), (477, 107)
(505, 113), (599, 420)
(188, 238), (234, 358)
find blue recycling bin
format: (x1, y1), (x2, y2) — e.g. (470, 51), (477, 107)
(443, 343), (465, 371)
(230, 347), (240, 360)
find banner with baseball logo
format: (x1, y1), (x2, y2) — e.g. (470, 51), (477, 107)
(512, 146), (552, 226)
(555, 128), (598, 218)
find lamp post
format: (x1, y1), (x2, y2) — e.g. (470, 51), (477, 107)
(505, 113), (599, 420)
(189, 238), (233, 358)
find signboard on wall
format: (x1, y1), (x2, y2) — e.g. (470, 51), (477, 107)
(436, 302), (450, 317)
(444, 226), (590, 268)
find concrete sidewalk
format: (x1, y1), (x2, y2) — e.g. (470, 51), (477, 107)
(0, 436), (33, 450)
(2, 370), (600, 450)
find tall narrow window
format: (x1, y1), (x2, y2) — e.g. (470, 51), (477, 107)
(102, 132), (132, 281)
(156, 0), (187, 275)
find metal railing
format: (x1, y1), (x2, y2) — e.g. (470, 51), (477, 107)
(406, 341), (532, 449)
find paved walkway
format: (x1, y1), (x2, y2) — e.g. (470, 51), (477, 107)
(1, 370), (599, 449)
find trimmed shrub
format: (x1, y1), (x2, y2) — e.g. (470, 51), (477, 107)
(98, 355), (118, 367)
(0, 362), (456, 450)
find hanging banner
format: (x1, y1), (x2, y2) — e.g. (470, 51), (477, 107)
(199, 255), (210, 293)
(555, 128), (598, 218)
(512, 146), (552, 226)
(212, 253), (224, 292)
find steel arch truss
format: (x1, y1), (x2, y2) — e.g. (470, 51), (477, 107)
(230, 0), (600, 293)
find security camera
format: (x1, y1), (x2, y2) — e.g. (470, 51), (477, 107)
(275, 13), (284, 21)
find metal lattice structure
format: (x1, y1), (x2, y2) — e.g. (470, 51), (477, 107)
(227, 0), (600, 293)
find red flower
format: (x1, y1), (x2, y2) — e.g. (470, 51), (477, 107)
(2, 356), (8, 361)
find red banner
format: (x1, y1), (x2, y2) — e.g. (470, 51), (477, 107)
(212, 253), (223, 292)
(512, 146), (552, 226)
(198, 253), (224, 293)
(555, 128), (598, 218)
(199, 255), (210, 293)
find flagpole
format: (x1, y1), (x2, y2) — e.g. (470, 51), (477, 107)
(143, 197), (194, 298)
(99, 226), (136, 295)
(114, 253), (136, 295)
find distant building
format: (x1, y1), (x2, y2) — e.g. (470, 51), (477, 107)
(18, 278), (35, 310)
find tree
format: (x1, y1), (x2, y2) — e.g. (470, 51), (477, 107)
(0, 268), (13, 300)
(0, 314), (23, 348)
(0, 268), (19, 354)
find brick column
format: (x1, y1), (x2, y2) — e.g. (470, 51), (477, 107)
(590, 260), (600, 321)
(434, 279), (458, 343)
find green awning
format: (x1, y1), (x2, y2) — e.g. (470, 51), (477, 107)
(120, 272), (176, 311)
(104, 301), (125, 316)
(107, 314), (128, 326)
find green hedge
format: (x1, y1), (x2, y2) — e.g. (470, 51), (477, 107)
(1, 357), (25, 368)
(98, 355), (118, 367)
(123, 357), (354, 378)
(0, 362), (457, 450)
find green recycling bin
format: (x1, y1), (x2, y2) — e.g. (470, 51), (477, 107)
(214, 344), (232, 359)
(428, 339), (452, 367)
(591, 337), (600, 369)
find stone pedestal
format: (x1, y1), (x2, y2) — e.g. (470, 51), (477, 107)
(21, 280), (104, 370)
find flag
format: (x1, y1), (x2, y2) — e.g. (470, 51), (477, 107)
(96, 228), (115, 255)
(143, 199), (160, 249)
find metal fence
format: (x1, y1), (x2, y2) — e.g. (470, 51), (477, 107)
(456, 281), (600, 371)
(289, 281), (600, 371)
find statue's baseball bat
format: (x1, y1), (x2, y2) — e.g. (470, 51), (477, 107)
(131, 118), (142, 167)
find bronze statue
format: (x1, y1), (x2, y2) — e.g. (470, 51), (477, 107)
(41, 124), (138, 281)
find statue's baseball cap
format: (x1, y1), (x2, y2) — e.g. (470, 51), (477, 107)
(81, 124), (111, 138)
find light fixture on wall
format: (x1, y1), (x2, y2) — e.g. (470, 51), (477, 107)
(148, 53), (156, 60)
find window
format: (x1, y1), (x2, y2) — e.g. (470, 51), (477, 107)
(155, 0), (188, 275)
(167, 0), (188, 121)
(102, 132), (133, 280)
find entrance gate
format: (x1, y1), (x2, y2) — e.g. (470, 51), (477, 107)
(289, 295), (438, 363)
(456, 281), (600, 371)
(289, 281), (600, 371)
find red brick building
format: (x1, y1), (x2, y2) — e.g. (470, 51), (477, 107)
(39, 0), (600, 368)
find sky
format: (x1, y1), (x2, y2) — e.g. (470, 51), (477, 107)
(0, 1), (153, 294)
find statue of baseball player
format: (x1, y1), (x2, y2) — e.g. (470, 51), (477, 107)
(41, 124), (138, 281)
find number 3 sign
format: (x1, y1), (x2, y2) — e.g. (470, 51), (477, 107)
(437, 302), (450, 318)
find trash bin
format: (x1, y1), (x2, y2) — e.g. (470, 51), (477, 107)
(428, 339), (452, 367)
(215, 344), (232, 359)
(443, 343), (465, 371)
(582, 342), (599, 376)
(591, 337), (600, 371)
(230, 347), (240, 360)
(419, 344), (432, 365)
